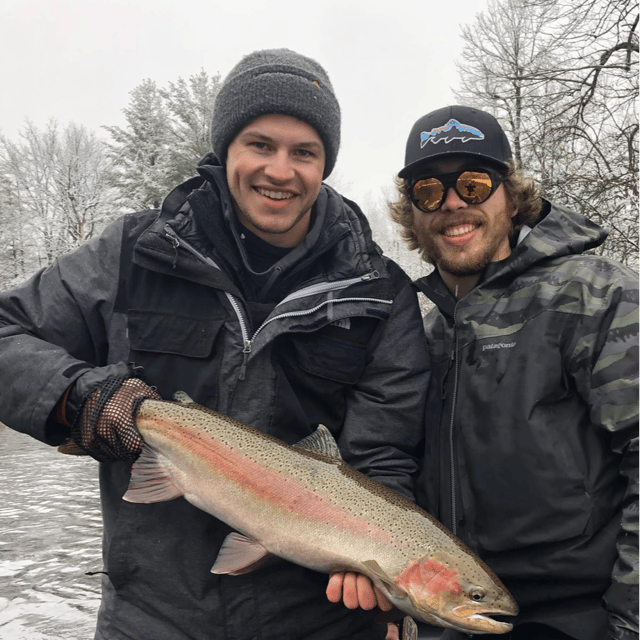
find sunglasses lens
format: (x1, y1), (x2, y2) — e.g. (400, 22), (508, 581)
(456, 172), (493, 203)
(412, 178), (444, 212)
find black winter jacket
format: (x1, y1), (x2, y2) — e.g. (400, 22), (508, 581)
(414, 202), (638, 640)
(0, 162), (430, 640)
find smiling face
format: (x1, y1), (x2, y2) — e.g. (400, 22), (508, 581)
(225, 114), (326, 247)
(410, 158), (517, 295)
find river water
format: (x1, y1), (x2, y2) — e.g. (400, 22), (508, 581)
(0, 425), (101, 640)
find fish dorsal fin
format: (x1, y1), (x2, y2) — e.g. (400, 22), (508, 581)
(362, 559), (407, 600)
(211, 532), (273, 575)
(123, 444), (183, 503)
(293, 424), (342, 459)
(173, 390), (195, 404)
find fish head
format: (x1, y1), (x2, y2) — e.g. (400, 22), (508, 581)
(393, 551), (518, 635)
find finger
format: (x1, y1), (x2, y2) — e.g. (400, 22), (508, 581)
(374, 584), (394, 612)
(355, 573), (378, 610)
(341, 572), (360, 609)
(385, 622), (400, 640)
(326, 572), (345, 603)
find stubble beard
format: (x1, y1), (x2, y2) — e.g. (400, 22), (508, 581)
(414, 214), (513, 277)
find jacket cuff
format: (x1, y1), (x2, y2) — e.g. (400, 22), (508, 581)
(65, 362), (137, 425)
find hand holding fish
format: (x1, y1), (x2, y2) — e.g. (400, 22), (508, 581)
(57, 369), (160, 460)
(73, 377), (160, 460)
(326, 570), (395, 611)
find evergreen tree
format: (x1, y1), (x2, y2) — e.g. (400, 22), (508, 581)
(105, 71), (222, 211)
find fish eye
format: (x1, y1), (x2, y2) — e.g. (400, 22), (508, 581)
(469, 587), (486, 601)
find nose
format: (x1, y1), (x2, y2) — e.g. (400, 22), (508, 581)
(264, 150), (295, 183)
(440, 186), (467, 213)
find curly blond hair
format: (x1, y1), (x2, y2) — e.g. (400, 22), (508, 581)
(388, 162), (543, 262)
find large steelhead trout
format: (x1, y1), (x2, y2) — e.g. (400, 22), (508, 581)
(124, 394), (518, 634)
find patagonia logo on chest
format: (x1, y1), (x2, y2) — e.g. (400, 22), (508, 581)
(482, 341), (516, 352)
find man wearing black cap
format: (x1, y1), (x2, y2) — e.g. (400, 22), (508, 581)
(0, 49), (428, 639)
(390, 105), (638, 640)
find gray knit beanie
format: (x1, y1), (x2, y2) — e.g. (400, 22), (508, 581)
(211, 48), (341, 179)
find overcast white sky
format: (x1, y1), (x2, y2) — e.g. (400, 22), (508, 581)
(0, 0), (489, 203)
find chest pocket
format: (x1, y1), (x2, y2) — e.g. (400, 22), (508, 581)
(286, 318), (380, 384)
(127, 310), (226, 403)
(292, 334), (368, 384)
(128, 310), (223, 357)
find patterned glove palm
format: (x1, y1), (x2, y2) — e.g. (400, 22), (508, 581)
(71, 376), (161, 462)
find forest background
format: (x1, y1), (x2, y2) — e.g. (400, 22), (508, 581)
(0, 0), (637, 290)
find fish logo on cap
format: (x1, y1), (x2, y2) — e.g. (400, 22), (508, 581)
(420, 119), (485, 148)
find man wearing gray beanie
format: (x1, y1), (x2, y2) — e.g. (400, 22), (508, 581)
(0, 48), (429, 640)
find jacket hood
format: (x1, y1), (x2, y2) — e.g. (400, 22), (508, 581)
(485, 200), (607, 282)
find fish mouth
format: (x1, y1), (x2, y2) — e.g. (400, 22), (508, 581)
(449, 605), (517, 634)
(415, 604), (517, 635)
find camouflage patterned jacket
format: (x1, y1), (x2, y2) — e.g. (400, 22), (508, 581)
(414, 201), (638, 640)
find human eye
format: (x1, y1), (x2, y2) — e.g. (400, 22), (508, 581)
(249, 140), (269, 151)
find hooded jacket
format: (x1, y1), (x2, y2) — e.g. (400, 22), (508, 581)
(0, 159), (429, 640)
(414, 201), (638, 640)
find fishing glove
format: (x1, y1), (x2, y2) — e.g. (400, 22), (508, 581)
(67, 364), (161, 462)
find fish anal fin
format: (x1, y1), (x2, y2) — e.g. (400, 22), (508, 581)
(123, 444), (183, 503)
(211, 532), (273, 575)
(294, 424), (342, 459)
(362, 559), (407, 600)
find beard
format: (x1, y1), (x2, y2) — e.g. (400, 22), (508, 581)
(414, 213), (513, 277)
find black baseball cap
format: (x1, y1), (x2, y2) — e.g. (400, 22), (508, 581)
(398, 105), (512, 178)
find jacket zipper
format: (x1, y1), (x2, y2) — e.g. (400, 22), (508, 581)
(448, 304), (460, 536)
(164, 226), (392, 381)
(238, 281), (388, 380)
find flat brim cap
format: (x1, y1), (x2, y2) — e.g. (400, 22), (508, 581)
(398, 105), (512, 178)
(211, 49), (341, 179)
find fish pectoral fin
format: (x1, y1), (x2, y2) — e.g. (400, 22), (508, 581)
(362, 560), (407, 600)
(211, 532), (273, 576)
(122, 444), (183, 503)
(293, 424), (342, 459)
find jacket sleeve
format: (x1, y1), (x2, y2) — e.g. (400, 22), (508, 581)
(0, 217), (127, 445)
(567, 265), (639, 637)
(337, 264), (430, 502)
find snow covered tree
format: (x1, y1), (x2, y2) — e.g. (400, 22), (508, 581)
(456, 0), (638, 267)
(0, 120), (120, 282)
(160, 69), (222, 183)
(105, 70), (222, 211)
(104, 79), (173, 211)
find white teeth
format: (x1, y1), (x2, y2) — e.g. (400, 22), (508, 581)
(445, 225), (477, 237)
(256, 188), (295, 200)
